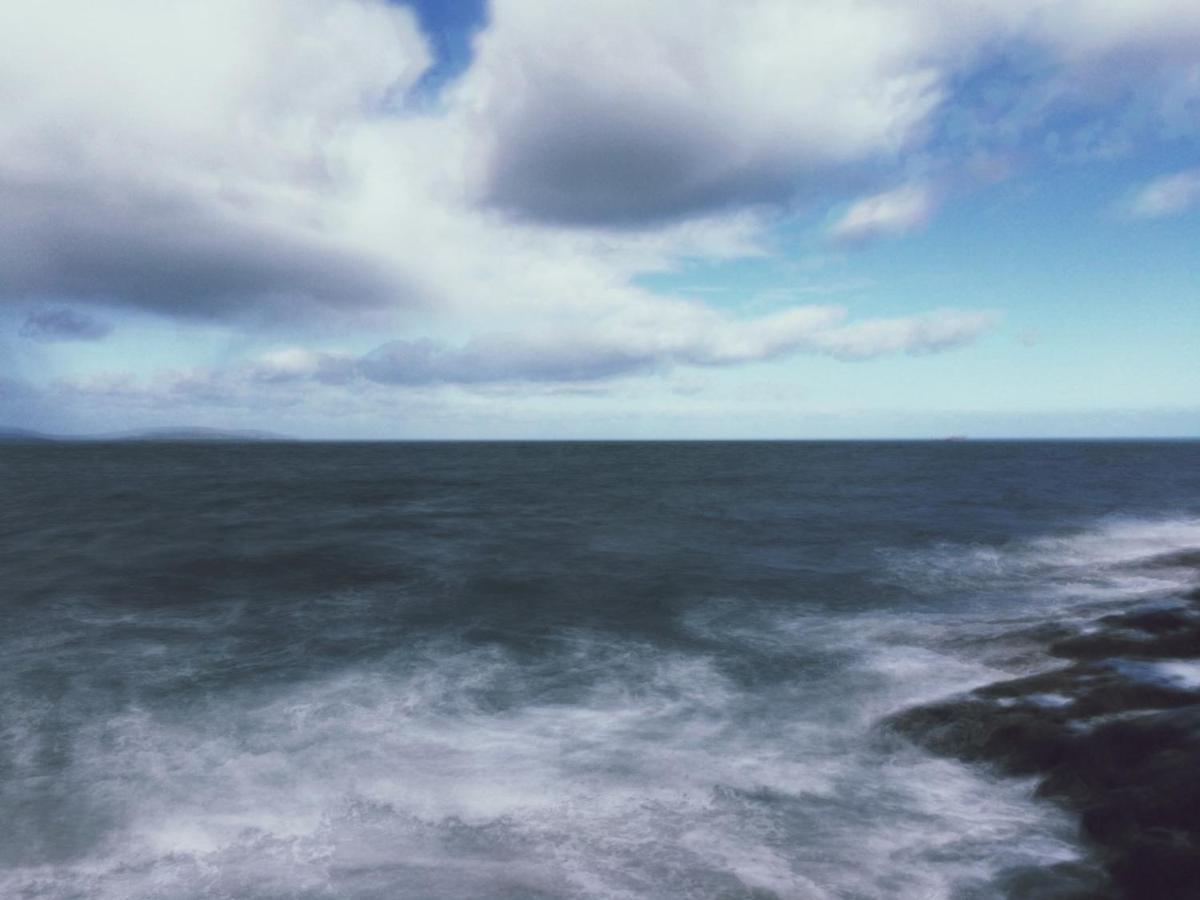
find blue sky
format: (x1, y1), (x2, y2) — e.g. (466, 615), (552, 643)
(0, 0), (1196, 438)
(402, 0), (487, 95)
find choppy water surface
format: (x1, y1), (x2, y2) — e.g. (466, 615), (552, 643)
(2, 441), (1199, 899)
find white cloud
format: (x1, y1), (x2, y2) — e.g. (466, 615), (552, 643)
(16, 301), (994, 436)
(0, 0), (431, 318)
(4, 0), (1198, 319)
(227, 305), (1000, 389)
(1006, 0), (1200, 62)
(460, 0), (947, 225)
(459, 0), (1200, 226)
(829, 184), (935, 243)
(810, 310), (999, 360)
(1129, 168), (1200, 218)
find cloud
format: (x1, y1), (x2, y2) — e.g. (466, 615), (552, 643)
(1009, 0), (1200, 63)
(829, 184), (936, 244)
(462, 0), (1200, 226)
(808, 309), (998, 360)
(19, 302), (994, 437)
(357, 337), (658, 385)
(1129, 168), (1200, 218)
(464, 0), (947, 226)
(3, 0), (1198, 326)
(252, 305), (997, 387)
(14, 304), (992, 437)
(0, 0), (430, 320)
(0, 174), (410, 321)
(19, 307), (112, 342)
(0, 0), (783, 336)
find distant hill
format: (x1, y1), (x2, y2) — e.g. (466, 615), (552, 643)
(103, 427), (291, 442)
(0, 427), (58, 442)
(0, 426), (292, 442)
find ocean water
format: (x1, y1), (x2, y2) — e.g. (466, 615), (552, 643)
(2, 440), (1199, 899)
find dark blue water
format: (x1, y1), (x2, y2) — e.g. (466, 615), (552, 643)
(3, 441), (1199, 898)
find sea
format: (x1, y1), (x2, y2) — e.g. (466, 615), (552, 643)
(2, 440), (1198, 899)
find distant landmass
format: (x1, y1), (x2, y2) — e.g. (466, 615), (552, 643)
(0, 426), (291, 442)
(0, 427), (58, 443)
(101, 427), (292, 442)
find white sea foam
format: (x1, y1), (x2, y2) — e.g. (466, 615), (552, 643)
(0, 630), (1085, 899)
(1028, 693), (1074, 708)
(1153, 661), (1200, 690)
(1110, 659), (1200, 692)
(878, 515), (1200, 614)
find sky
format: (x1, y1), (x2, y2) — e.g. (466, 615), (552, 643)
(0, 0), (1197, 439)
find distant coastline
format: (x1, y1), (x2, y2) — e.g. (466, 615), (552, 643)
(0, 426), (291, 443)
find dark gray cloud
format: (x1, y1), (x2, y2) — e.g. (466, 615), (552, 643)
(0, 175), (408, 322)
(483, 96), (799, 226)
(463, 2), (950, 228)
(20, 307), (112, 342)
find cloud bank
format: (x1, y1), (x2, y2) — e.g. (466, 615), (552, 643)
(244, 306), (998, 388)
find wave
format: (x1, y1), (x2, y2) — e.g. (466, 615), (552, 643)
(6, 514), (1198, 898)
(1, 634), (1084, 899)
(877, 515), (1200, 612)
(886, 517), (1200, 898)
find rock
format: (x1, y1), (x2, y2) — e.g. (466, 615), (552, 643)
(885, 589), (1200, 899)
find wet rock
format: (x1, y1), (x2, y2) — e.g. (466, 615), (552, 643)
(886, 587), (1200, 900)
(1106, 829), (1200, 900)
(1098, 608), (1195, 634)
(991, 860), (1116, 899)
(1049, 626), (1200, 661)
(1051, 619), (1200, 662)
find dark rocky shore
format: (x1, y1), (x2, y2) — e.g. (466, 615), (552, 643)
(888, 551), (1200, 898)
